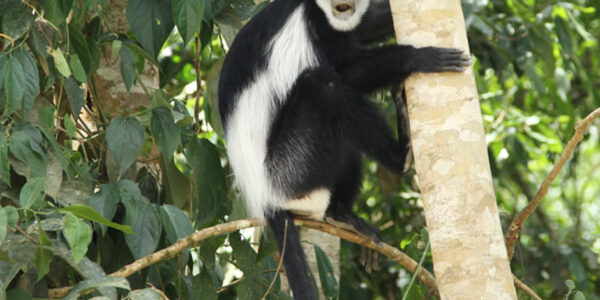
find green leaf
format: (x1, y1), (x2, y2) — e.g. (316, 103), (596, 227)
(58, 204), (133, 234)
(8, 124), (47, 178)
(1, 2), (34, 41)
(119, 179), (147, 224)
(314, 244), (338, 300)
(57, 179), (93, 206)
(573, 291), (586, 300)
(44, 0), (73, 26)
(64, 114), (77, 138)
(64, 276), (130, 300)
(204, 58), (224, 136)
(160, 204), (192, 244)
(70, 54), (87, 83)
(13, 49), (40, 115)
(4, 53), (26, 114)
(69, 23), (98, 76)
(5, 288), (31, 300)
(106, 117), (145, 178)
(229, 232), (264, 300)
(46, 242), (116, 298)
(229, 231), (258, 273)
(256, 229), (278, 262)
(565, 279), (576, 290)
(63, 212), (93, 262)
(38, 105), (56, 129)
(161, 156), (192, 208)
(522, 54), (546, 95)
(120, 45), (137, 92)
(4, 206), (18, 228)
(0, 208), (7, 245)
(127, 288), (163, 300)
(126, 0), (175, 58)
(0, 130), (10, 185)
(192, 267), (218, 300)
(90, 184), (120, 235)
(35, 227), (52, 281)
(185, 139), (228, 225)
(63, 77), (84, 120)
(150, 106), (180, 160)
(173, 0), (204, 45)
(19, 177), (46, 210)
(124, 203), (161, 259)
(51, 48), (72, 78)
(555, 16), (576, 57)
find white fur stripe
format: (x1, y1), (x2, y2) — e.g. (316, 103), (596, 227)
(226, 4), (320, 218)
(282, 188), (331, 220)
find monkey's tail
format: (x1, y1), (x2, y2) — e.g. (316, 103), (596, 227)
(267, 210), (318, 300)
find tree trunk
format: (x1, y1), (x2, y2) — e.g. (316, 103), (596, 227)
(388, 1), (517, 299)
(92, 0), (159, 117)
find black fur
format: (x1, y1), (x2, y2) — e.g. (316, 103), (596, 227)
(218, 0), (469, 298)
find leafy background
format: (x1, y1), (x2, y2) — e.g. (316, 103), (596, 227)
(0, 0), (599, 299)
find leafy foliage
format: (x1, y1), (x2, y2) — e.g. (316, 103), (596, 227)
(0, 0), (599, 299)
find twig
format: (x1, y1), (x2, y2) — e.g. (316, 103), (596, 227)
(0, 33), (15, 48)
(262, 219), (288, 299)
(216, 277), (245, 294)
(294, 219), (439, 297)
(513, 275), (542, 300)
(505, 107), (600, 259)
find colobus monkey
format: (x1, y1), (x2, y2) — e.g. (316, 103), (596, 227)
(218, 0), (470, 298)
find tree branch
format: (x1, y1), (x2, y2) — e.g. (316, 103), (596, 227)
(505, 107), (600, 259)
(513, 275), (542, 300)
(48, 218), (438, 298)
(48, 215), (544, 299)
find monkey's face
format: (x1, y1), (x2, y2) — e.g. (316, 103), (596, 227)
(315, 0), (370, 31)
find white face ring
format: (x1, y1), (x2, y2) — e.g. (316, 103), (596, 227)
(315, 0), (370, 31)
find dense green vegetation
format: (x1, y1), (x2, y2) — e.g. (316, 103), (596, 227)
(0, 0), (598, 299)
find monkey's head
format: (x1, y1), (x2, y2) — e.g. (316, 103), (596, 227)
(315, 0), (370, 31)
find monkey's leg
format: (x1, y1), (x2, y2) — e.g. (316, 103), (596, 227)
(324, 153), (382, 272)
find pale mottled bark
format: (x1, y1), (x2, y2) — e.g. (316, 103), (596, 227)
(389, 0), (517, 299)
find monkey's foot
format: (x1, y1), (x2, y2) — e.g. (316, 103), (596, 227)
(324, 214), (381, 272)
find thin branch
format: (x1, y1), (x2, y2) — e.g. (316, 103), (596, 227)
(505, 107), (600, 259)
(216, 277), (245, 294)
(294, 219), (439, 296)
(262, 219), (288, 299)
(0, 33), (15, 48)
(47, 216), (542, 299)
(513, 275), (542, 300)
(48, 218), (438, 298)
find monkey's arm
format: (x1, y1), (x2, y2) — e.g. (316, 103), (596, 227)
(336, 45), (470, 93)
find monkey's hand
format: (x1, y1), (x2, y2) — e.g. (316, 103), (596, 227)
(325, 213), (381, 273)
(413, 47), (471, 73)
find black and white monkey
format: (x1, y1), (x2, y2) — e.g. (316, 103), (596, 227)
(218, 0), (469, 297)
